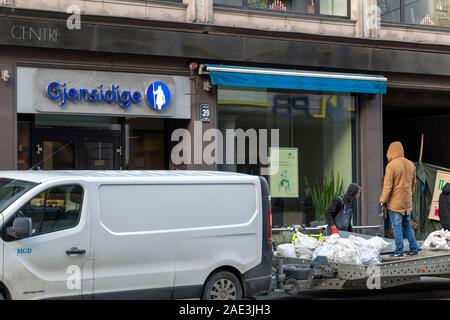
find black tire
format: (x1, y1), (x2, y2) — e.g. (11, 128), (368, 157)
(202, 271), (243, 300)
(0, 292), (4, 300)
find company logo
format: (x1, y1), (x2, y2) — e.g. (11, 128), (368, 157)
(17, 248), (32, 256)
(46, 81), (171, 112)
(146, 81), (171, 111)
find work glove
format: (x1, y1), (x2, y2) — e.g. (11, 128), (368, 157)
(330, 226), (339, 235)
(377, 203), (385, 217)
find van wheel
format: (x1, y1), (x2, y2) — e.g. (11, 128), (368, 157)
(202, 271), (243, 300)
(0, 292), (4, 300)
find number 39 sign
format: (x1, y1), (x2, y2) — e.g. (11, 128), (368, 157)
(200, 104), (211, 123)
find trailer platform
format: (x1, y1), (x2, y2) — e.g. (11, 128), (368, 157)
(273, 250), (450, 293)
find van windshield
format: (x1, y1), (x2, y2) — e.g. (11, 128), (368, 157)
(0, 178), (37, 214)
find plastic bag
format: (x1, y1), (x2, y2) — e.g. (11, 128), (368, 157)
(312, 243), (337, 262)
(295, 246), (314, 260)
(276, 243), (297, 258)
(312, 234), (383, 265)
(367, 236), (391, 252)
(334, 246), (362, 265)
(294, 232), (318, 250)
(357, 245), (381, 265)
(422, 230), (450, 251)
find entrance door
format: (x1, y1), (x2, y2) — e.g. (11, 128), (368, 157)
(32, 128), (123, 170)
(81, 135), (122, 170)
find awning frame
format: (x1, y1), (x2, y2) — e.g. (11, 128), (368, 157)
(203, 64), (387, 95)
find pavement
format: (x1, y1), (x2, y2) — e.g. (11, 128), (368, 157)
(257, 277), (450, 300)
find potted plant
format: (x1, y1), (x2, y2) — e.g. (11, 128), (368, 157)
(304, 171), (343, 224)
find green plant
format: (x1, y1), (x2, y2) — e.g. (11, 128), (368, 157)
(304, 172), (344, 222)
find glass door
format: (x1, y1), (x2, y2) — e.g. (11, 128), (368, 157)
(81, 136), (122, 170)
(32, 128), (122, 170)
(31, 130), (76, 170)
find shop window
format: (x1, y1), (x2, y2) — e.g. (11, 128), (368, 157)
(379, 0), (450, 27)
(379, 0), (401, 23)
(7, 185), (83, 240)
(125, 118), (166, 170)
(217, 88), (357, 227)
(214, 0), (349, 17)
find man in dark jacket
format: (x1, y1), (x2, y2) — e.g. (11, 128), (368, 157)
(439, 183), (450, 231)
(325, 183), (361, 235)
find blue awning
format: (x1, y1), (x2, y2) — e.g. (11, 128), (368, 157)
(205, 65), (387, 94)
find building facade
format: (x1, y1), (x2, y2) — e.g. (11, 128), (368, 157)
(1, 0), (450, 231)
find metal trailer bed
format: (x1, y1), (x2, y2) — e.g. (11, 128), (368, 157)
(273, 251), (450, 294)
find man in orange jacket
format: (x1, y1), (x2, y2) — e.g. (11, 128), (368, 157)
(380, 142), (419, 257)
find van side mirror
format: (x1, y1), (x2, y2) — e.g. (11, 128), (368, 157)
(7, 217), (32, 240)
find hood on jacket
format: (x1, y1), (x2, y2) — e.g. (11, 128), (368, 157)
(387, 142), (404, 162)
(443, 183), (450, 195)
(344, 183), (361, 203)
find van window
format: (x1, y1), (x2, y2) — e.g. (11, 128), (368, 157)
(9, 185), (83, 238)
(0, 178), (37, 213)
(99, 184), (257, 233)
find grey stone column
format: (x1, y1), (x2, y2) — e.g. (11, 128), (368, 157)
(0, 53), (15, 170)
(359, 94), (384, 235)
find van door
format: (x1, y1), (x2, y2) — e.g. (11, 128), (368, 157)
(2, 184), (90, 300)
(92, 184), (176, 299)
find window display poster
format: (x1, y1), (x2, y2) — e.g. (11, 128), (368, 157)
(429, 170), (450, 221)
(269, 147), (299, 198)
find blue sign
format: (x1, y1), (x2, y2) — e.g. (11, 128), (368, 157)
(146, 81), (171, 111)
(46, 81), (171, 112)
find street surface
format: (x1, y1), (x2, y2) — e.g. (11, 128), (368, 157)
(258, 277), (450, 300)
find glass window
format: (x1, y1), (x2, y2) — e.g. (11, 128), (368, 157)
(379, 0), (401, 23)
(320, 0), (348, 16)
(214, 0), (349, 17)
(218, 87), (357, 227)
(380, 0), (450, 27)
(125, 118), (166, 170)
(0, 178), (37, 213)
(404, 0), (443, 25)
(214, 0), (244, 6)
(9, 185), (83, 238)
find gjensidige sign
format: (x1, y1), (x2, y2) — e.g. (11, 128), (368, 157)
(46, 81), (171, 112)
(17, 67), (190, 119)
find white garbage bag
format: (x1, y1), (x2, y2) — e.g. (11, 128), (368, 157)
(422, 230), (450, 251)
(357, 245), (382, 265)
(295, 246), (314, 260)
(312, 242), (338, 262)
(334, 245), (362, 265)
(367, 236), (391, 252)
(312, 234), (383, 265)
(294, 232), (318, 250)
(276, 243), (297, 258)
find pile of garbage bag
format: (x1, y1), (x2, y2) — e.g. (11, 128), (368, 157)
(422, 229), (450, 251)
(276, 233), (390, 266)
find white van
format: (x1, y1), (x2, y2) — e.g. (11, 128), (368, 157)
(0, 171), (273, 300)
